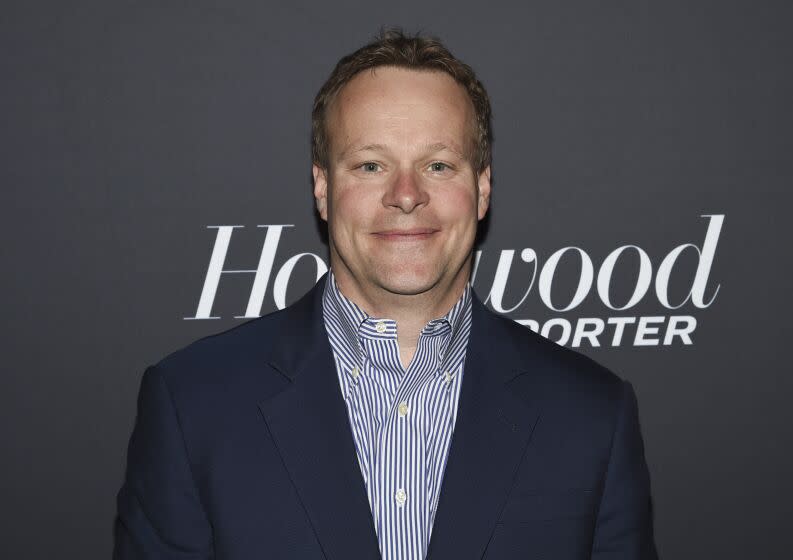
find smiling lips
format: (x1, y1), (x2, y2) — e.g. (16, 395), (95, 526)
(372, 228), (439, 241)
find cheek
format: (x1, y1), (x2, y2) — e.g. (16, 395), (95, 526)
(435, 187), (479, 230)
(329, 185), (376, 233)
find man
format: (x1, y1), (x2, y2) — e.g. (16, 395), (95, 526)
(114, 29), (658, 559)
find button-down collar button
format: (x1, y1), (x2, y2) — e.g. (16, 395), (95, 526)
(395, 488), (407, 506)
(444, 370), (454, 384)
(398, 401), (409, 417)
(375, 321), (387, 333)
(351, 366), (360, 380)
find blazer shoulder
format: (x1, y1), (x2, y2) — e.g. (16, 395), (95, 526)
(486, 309), (626, 402)
(151, 303), (301, 394)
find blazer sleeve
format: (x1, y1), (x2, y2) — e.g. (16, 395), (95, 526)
(113, 365), (214, 559)
(591, 380), (659, 560)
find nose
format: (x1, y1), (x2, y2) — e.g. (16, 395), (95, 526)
(382, 169), (429, 214)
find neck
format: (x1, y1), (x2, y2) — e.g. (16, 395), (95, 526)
(330, 259), (471, 367)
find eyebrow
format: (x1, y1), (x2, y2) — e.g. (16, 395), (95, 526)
(424, 142), (465, 158)
(339, 143), (388, 159)
(339, 142), (465, 160)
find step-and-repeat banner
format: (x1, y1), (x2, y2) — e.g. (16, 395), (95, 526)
(3, 1), (791, 558)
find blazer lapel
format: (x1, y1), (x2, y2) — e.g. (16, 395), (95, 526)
(426, 294), (544, 560)
(258, 276), (381, 560)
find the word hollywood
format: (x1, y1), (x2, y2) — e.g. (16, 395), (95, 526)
(186, 214), (724, 349)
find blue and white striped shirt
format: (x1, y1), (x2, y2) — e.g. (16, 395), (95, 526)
(321, 270), (472, 560)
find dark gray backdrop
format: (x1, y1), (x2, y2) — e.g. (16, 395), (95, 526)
(3, 1), (792, 558)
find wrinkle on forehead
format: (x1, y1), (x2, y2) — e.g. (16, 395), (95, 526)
(342, 103), (458, 157)
(332, 104), (472, 164)
(340, 140), (467, 162)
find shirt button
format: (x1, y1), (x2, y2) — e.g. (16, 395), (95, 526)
(398, 401), (409, 417)
(444, 370), (454, 384)
(395, 488), (407, 506)
(351, 366), (360, 380)
(375, 321), (387, 333)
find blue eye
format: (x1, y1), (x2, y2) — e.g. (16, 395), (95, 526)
(360, 162), (380, 172)
(430, 162), (449, 172)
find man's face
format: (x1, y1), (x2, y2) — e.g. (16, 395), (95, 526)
(313, 66), (491, 301)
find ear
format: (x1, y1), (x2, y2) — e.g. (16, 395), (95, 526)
(312, 163), (329, 221)
(476, 165), (491, 221)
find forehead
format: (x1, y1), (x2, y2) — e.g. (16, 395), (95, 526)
(326, 66), (475, 158)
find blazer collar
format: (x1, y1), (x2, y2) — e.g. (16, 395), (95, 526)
(259, 273), (544, 560)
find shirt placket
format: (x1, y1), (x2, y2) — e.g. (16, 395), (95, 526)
(381, 325), (451, 560)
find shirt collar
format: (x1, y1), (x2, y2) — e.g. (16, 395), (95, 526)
(322, 269), (472, 371)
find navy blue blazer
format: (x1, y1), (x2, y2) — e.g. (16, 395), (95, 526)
(114, 274), (658, 559)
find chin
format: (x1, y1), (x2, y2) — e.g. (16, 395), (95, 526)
(374, 270), (441, 296)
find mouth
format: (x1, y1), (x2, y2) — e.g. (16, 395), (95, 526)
(372, 228), (439, 241)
